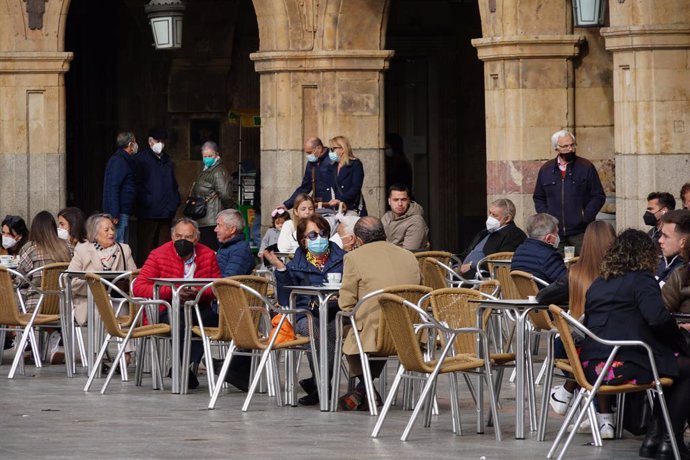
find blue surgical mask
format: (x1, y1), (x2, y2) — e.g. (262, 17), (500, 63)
(307, 236), (329, 255)
(329, 151), (339, 162)
(202, 157), (216, 168)
(306, 154), (317, 163)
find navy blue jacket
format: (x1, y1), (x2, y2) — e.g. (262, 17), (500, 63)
(580, 271), (689, 379)
(275, 242), (344, 316)
(133, 147), (181, 219)
(533, 156), (606, 237)
(102, 148), (137, 219)
(334, 159), (367, 215)
(511, 238), (567, 284)
(283, 151), (337, 209)
(217, 234), (255, 278)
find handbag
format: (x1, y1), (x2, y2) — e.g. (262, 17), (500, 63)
(269, 314), (296, 345)
(183, 181), (216, 219)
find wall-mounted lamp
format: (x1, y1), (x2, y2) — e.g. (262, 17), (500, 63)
(145, 0), (185, 50)
(572, 0), (607, 27)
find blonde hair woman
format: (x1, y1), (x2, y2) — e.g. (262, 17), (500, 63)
(327, 135), (367, 216)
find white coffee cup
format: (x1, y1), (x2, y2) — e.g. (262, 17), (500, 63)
(0, 255), (13, 264)
(327, 273), (342, 285)
(527, 295), (537, 303)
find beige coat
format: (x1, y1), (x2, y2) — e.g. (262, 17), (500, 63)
(67, 242), (137, 325)
(381, 201), (429, 250)
(338, 240), (420, 355)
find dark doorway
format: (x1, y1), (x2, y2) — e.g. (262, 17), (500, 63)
(385, 0), (486, 253)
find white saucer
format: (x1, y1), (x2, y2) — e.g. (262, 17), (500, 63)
(322, 283), (342, 289)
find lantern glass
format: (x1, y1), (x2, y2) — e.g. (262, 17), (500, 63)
(573, 0), (607, 27)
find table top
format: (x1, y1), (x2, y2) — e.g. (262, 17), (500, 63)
(0, 263), (18, 269)
(284, 284), (341, 292)
(150, 278), (218, 285)
(63, 270), (130, 277)
(469, 298), (547, 306)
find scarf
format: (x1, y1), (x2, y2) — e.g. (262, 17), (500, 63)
(93, 242), (118, 271)
(305, 249), (330, 271)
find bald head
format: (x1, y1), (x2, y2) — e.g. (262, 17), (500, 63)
(354, 216), (387, 244)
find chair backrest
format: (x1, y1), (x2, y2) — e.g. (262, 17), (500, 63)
(0, 267), (21, 325)
(415, 251), (452, 284)
(430, 287), (483, 355)
(548, 305), (592, 390)
(85, 274), (127, 339)
(39, 262), (69, 315)
(510, 270), (554, 330)
(375, 284), (433, 355)
(477, 251), (514, 279)
(492, 264), (521, 299)
(378, 293), (430, 374)
(229, 275), (269, 329)
(212, 278), (266, 350)
(422, 258), (448, 290)
(477, 279), (500, 298)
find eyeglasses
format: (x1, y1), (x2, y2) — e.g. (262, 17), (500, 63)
(306, 229), (329, 241)
(556, 142), (576, 150)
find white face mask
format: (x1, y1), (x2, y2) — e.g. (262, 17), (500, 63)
(2, 235), (17, 249)
(57, 228), (70, 241)
(131, 142), (139, 154)
(551, 234), (560, 249)
(152, 142), (164, 155)
(485, 216), (501, 233)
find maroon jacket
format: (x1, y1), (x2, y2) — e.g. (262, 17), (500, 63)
(133, 240), (220, 312)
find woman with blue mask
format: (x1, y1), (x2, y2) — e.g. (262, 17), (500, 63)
(326, 135), (367, 216)
(264, 214), (344, 406)
(190, 141), (233, 250)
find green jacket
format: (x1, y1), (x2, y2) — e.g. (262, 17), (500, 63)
(191, 159), (234, 227)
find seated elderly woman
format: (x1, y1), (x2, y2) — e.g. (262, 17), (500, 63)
(264, 214), (344, 406)
(580, 229), (690, 460)
(68, 213), (137, 326)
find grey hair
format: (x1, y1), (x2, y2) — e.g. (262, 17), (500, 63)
(354, 216), (387, 244)
(551, 130), (576, 150)
(86, 213), (114, 242)
(217, 209), (245, 232)
(116, 132), (136, 148)
(201, 141), (219, 154)
(171, 217), (201, 239)
(490, 198), (516, 219)
(526, 213), (559, 240)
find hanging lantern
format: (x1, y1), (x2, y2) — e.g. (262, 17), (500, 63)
(145, 0), (185, 50)
(572, 0), (607, 27)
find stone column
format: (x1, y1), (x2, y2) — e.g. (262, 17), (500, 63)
(602, 22), (690, 228)
(0, 51), (72, 219)
(471, 36), (583, 225)
(250, 50), (393, 222)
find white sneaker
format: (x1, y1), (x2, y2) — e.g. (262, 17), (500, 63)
(48, 331), (64, 364)
(567, 417), (592, 433)
(596, 413), (616, 440)
(549, 385), (573, 415)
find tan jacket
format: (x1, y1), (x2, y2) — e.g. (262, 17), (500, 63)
(67, 242), (137, 325)
(338, 240), (421, 355)
(662, 265), (690, 314)
(381, 201), (429, 251)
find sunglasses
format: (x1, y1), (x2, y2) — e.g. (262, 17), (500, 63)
(306, 229), (329, 241)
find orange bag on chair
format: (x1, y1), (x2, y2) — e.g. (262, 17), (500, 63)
(269, 314), (296, 344)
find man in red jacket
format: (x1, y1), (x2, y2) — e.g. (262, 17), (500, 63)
(134, 217), (220, 389)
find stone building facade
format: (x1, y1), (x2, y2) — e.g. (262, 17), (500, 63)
(0, 1), (688, 252)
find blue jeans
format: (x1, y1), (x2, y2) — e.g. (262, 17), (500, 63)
(115, 213), (129, 243)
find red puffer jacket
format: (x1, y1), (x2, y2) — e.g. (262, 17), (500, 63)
(133, 241), (221, 312)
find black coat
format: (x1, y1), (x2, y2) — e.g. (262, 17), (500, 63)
(102, 148), (137, 219)
(459, 221), (526, 278)
(580, 271), (689, 378)
(283, 151), (337, 209)
(133, 147), (181, 220)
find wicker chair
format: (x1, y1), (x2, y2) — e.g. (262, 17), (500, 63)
(83, 273), (171, 394)
(476, 251), (514, 281)
(371, 293), (502, 441)
(547, 305), (678, 459)
(190, 275), (269, 396)
(208, 279), (318, 412)
(331, 284), (433, 415)
(415, 251), (453, 285)
(0, 266), (67, 378)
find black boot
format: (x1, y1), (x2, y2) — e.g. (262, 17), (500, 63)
(639, 410), (663, 458)
(655, 433), (690, 460)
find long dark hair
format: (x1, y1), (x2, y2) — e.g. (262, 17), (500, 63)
(2, 214), (29, 255)
(58, 207), (87, 246)
(28, 211), (71, 262)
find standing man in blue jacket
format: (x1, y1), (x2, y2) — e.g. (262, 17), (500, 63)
(533, 129), (606, 256)
(103, 131), (138, 243)
(279, 137), (337, 210)
(134, 127), (181, 264)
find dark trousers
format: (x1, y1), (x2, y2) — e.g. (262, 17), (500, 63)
(199, 226), (219, 252)
(160, 305), (219, 365)
(136, 218), (172, 265)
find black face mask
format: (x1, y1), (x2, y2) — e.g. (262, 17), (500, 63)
(559, 152), (576, 163)
(643, 211), (658, 227)
(174, 239), (194, 259)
